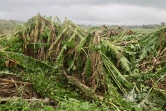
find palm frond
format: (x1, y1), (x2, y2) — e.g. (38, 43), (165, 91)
(102, 40), (131, 73)
(0, 50), (54, 72)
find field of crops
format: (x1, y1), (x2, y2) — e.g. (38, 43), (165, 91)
(0, 14), (165, 111)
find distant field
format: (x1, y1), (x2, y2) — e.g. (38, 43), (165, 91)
(84, 26), (159, 34)
(131, 28), (158, 33)
(0, 20), (23, 34)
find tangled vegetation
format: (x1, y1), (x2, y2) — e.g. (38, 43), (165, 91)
(0, 14), (165, 111)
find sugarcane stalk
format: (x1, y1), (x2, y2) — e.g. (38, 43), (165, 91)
(47, 27), (68, 58)
(0, 78), (33, 85)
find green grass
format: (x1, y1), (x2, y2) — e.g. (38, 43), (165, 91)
(131, 28), (158, 33)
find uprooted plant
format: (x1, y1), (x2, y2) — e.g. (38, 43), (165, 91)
(0, 14), (165, 111)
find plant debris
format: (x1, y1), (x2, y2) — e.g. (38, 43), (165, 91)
(0, 14), (166, 111)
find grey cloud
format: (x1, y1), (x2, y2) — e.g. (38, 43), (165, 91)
(1, 0), (166, 9)
(0, 0), (166, 25)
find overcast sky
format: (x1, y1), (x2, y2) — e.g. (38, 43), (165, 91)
(0, 0), (166, 25)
